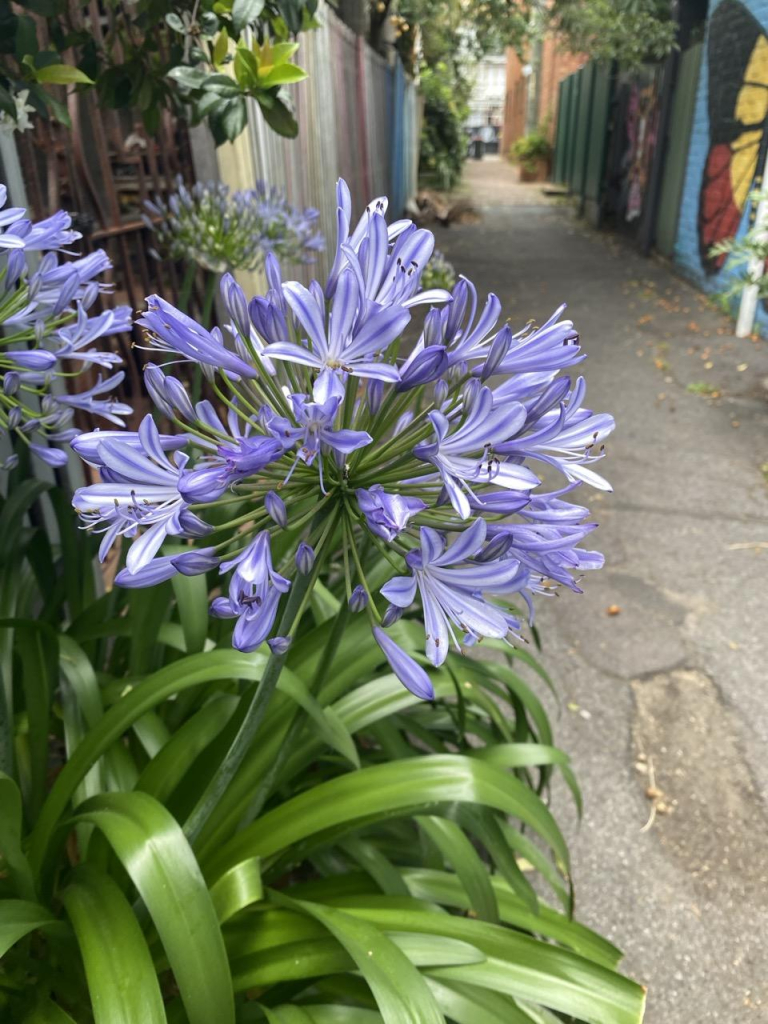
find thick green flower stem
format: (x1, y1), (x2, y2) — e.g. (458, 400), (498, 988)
(183, 509), (339, 846)
(183, 566), (315, 847)
(201, 270), (218, 330)
(177, 262), (197, 314)
(236, 599), (352, 829)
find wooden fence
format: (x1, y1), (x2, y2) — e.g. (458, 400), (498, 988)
(219, 1), (420, 287)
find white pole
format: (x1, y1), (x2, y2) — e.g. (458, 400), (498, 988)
(735, 154), (768, 337)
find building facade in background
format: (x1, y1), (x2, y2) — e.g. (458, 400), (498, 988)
(501, 37), (584, 156)
(465, 54), (507, 153)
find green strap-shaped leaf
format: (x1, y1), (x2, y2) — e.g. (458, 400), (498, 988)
(339, 836), (410, 897)
(209, 755), (568, 882)
(327, 906), (645, 1024)
(474, 743), (582, 816)
(0, 900), (58, 957)
(428, 958), (645, 1024)
(262, 1006), (315, 1024)
(210, 857), (262, 923)
(0, 480), (49, 566)
(29, 648), (267, 875)
(271, 894), (445, 1024)
(0, 772), (35, 899)
(265, 1008), (383, 1024)
(73, 791), (234, 1024)
(232, 936), (352, 989)
(171, 570), (209, 655)
(425, 977), (530, 1023)
(278, 673), (359, 769)
(417, 816), (498, 924)
(400, 869), (622, 969)
(0, 619), (58, 820)
(23, 999), (79, 1023)
(62, 867), (165, 1024)
(136, 694), (239, 803)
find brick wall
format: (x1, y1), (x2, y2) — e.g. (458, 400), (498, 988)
(674, 0), (768, 328)
(501, 38), (584, 155)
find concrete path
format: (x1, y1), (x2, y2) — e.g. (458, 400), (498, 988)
(439, 156), (768, 1022)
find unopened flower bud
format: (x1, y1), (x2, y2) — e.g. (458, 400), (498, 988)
(367, 378), (384, 416)
(171, 547), (221, 576)
(267, 635), (293, 655)
(349, 585), (368, 612)
(3, 372), (19, 396)
(463, 377), (480, 413)
(434, 379), (449, 406)
(164, 376), (195, 421)
(265, 490), (287, 528)
(393, 410), (414, 437)
(144, 363), (174, 417)
(481, 324), (512, 381)
(381, 604), (404, 627)
(295, 541), (315, 575)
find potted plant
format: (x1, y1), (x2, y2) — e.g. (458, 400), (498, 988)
(511, 126), (553, 182)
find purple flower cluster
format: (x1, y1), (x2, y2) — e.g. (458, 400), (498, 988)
(0, 184), (131, 468)
(73, 179), (614, 699)
(143, 177), (324, 274)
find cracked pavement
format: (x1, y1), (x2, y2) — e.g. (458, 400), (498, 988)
(439, 158), (768, 1022)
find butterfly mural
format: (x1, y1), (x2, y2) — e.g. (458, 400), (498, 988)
(699, 0), (768, 273)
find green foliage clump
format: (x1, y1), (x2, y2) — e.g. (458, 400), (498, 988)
(421, 249), (457, 291)
(0, 462), (647, 1024)
(552, 0), (677, 67)
(709, 189), (768, 306)
(419, 62), (470, 191)
(0, 0), (319, 143)
(510, 127), (553, 174)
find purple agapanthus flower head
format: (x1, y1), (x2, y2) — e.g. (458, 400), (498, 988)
(70, 176), (613, 698)
(1, 183), (130, 465)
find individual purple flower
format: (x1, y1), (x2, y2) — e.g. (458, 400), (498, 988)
(73, 416), (209, 570)
(211, 532), (290, 653)
(413, 386), (539, 519)
(373, 626), (434, 700)
(397, 344), (448, 391)
(54, 306), (131, 369)
(179, 432), (284, 503)
(264, 271), (409, 399)
(494, 376), (614, 490)
(139, 295), (258, 379)
(268, 635), (293, 655)
(356, 485), (426, 541)
(380, 520), (525, 666)
(491, 304), (584, 375)
(53, 372), (132, 426)
(72, 428), (188, 466)
(267, 393), (371, 491)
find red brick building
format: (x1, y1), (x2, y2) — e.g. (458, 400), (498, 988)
(501, 37), (585, 156)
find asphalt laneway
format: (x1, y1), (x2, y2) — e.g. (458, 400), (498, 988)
(438, 156), (768, 1023)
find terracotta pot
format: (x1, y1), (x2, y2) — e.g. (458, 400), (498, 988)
(519, 157), (550, 183)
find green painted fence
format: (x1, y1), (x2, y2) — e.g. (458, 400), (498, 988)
(552, 63), (612, 223)
(655, 43), (703, 257)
